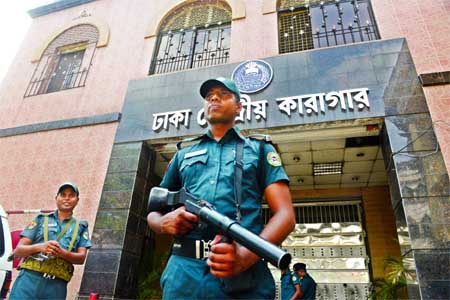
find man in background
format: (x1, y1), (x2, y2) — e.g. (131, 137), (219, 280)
(9, 182), (91, 300)
(293, 262), (317, 300)
(280, 264), (301, 300)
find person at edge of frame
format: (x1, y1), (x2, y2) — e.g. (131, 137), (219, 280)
(147, 77), (296, 299)
(293, 263), (317, 300)
(281, 264), (301, 300)
(9, 182), (92, 300)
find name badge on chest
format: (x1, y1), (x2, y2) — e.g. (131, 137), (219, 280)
(184, 149), (207, 159)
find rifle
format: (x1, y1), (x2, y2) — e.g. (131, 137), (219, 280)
(148, 187), (291, 270)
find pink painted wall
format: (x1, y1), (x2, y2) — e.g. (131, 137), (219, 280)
(2, 123), (116, 299)
(372, 0), (450, 173)
(230, 0), (279, 62)
(0, 1), (157, 298)
(0, 0), (156, 128)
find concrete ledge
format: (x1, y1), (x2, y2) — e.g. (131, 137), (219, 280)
(419, 71), (450, 86)
(28, 0), (97, 18)
(0, 112), (121, 138)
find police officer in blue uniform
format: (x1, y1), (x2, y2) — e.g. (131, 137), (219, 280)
(281, 265), (301, 300)
(9, 182), (91, 300)
(147, 77), (296, 299)
(293, 263), (317, 300)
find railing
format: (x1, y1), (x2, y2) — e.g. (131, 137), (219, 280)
(24, 42), (96, 97)
(149, 24), (231, 75)
(279, 0), (379, 53)
(262, 201), (362, 224)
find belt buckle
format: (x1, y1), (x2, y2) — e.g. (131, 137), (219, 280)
(43, 273), (56, 280)
(195, 240), (212, 259)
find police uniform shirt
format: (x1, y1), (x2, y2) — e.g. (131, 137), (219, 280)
(299, 274), (317, 300)
(280, 271), (299, 300)
(161, 127), (289, 239)
(21, 210), (92, 251)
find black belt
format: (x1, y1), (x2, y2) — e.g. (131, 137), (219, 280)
(172, 238), (212, 259)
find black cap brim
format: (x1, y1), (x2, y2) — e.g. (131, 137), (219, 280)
(200, 79), (228, 98)
(57, 182), (79, 196)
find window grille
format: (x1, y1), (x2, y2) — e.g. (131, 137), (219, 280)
(262, 201), (362, 224)
(279, 0), (379, 54)
(24, 25), (98, 97)
(46, 49), (86, 93)
(149, 1), (232, 75)
(150, 25), (231, 74)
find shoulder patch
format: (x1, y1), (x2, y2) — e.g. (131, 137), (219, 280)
(267, 152), (282, 166)
(82, 230), (90, 240)
(26, 221), (37, 230)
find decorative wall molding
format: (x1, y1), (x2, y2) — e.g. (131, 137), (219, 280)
(419, 71), (450, 86)
(145, 0), (246, 38)
(262, 0), (277, 14)
(31, 16), (110, 62)
(0, 112), (120, 138)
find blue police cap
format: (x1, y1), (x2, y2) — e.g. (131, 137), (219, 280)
(200, 77), (241, 100)
(57, 182), (79, 196)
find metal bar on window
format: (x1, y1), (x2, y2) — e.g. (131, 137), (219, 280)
(279, 0), (378, 54)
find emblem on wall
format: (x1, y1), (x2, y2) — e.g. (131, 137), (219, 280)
(232, 60), (273, 94)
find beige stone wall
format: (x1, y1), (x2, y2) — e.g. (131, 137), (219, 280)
(292, 186), (401, 280)
(362, 187), (402, 279)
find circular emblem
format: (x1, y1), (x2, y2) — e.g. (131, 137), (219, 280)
(267, 152), (282, 167)
(232, 60), (273, 94)
(27, 221), (37, 230)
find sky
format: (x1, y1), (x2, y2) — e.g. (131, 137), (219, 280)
(0, 1), (55, 84)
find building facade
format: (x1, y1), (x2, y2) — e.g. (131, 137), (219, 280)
(0, 0), (448, 299)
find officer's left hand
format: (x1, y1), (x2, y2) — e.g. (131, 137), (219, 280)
(207, 235), (259, 278)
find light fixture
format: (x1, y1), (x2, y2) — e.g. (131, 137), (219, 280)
(313, 162), (343, 176)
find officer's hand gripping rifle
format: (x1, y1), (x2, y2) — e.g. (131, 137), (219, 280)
(148, 187), (291, 270)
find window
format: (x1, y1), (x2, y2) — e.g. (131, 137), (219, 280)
(149, 1), (232, 75)
(25, 25), (98, 97)
(46, 48), (86, 93)
(278, 0), (379, 54)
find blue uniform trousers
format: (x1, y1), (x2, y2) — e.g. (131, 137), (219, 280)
(9, 269), (67, 300)
(161, 255), (275, 299)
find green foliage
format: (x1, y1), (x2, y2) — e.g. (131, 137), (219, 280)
(137, 249), (169, 300)
(370, 257), (414, 300)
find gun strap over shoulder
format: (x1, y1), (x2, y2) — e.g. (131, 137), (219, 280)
(258, 139), (266, 191)
(68, 220), (80, 252)
(234, 140), (244, 222)
(248, 134), (271, 192)
(43, 216), (79, 251)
